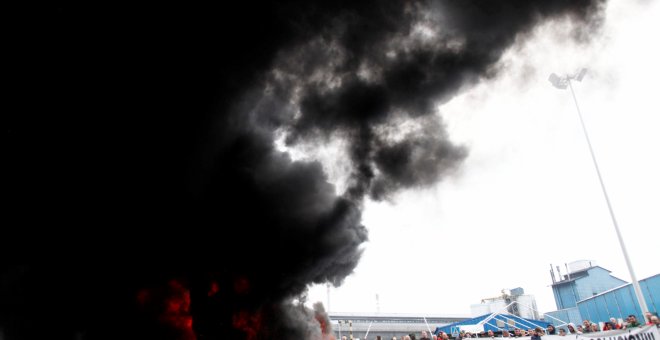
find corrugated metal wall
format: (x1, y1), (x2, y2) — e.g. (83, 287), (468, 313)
(577, 274), (659, 323)
(545, 307), (582, 326)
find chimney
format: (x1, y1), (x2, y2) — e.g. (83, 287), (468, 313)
(550, 264), (556, 284)
(556, 266), (562, 282)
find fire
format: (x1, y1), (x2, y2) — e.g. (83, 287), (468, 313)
(313, 302), (334, 340)
(135, 279), (196, 340)
(318, 318), (337, 340)
(232, 309), (263, 340)
(160, 279), (196, 340)
(316, 314), (329, 334)
(208, 280), (219, 297)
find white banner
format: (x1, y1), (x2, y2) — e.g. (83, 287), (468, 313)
(574, 326), (659, 340)
(508, 335), (563, 340)
(487, 327), (658, 340)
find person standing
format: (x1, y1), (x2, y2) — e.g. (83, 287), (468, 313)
(644, 312), (654, 325)
(650, 315), (659, 328)
(546, 325), (556, 335)
(567, 324), (577, 335)
(624, 315), (641, 329)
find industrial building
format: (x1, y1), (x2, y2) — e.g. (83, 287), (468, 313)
(577, 273), (659, 323)
(471, 288), (539, 320)
(329, 312), (468, 339)
(545, 260), (659, 326)
(324, 260), (660, 338)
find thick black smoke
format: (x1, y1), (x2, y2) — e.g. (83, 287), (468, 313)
(4, 1), (604, 339)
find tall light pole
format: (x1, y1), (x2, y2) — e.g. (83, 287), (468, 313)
(548, 69), (650, 316)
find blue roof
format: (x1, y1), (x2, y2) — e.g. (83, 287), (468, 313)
(434, 313), (551, 335)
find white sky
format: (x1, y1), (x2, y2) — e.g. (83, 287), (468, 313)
(306, 0), (660, 317)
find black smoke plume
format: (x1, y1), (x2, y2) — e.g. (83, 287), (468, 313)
(4, 1), (604, 339)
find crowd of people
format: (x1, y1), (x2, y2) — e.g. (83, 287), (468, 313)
(344, 312), (659, 340)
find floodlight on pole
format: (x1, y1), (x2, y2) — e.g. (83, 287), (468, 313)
(548, 68), (650, 316)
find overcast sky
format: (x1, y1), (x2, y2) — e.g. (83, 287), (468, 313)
(305, 0), (660, 317)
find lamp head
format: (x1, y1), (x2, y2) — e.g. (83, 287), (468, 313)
(548, 73), (568, 89)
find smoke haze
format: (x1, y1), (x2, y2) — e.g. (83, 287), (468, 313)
(4, 1), (604, 339)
